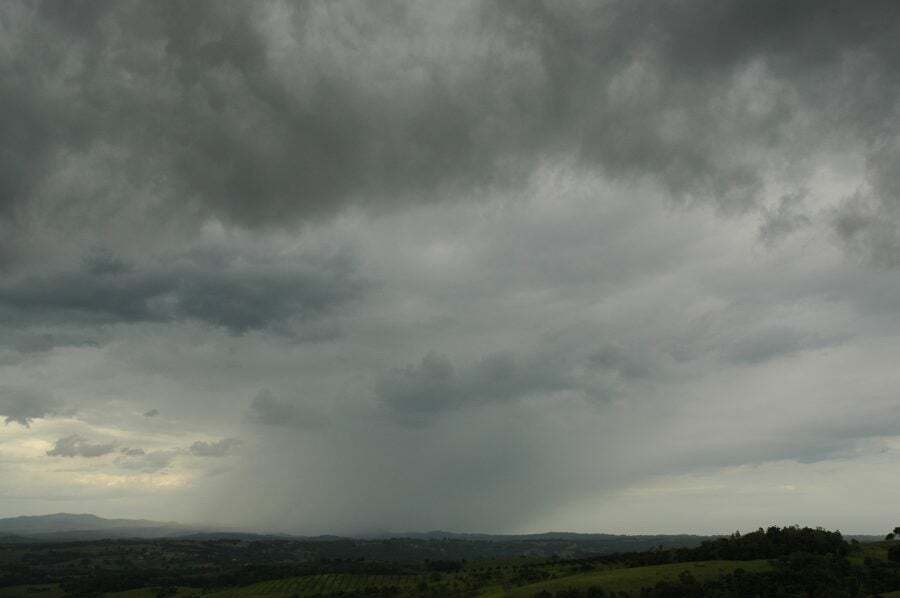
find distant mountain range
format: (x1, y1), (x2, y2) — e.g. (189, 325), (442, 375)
(0, 513), (204, 541)
(0, 514), (703, 543)
(0, 513), (181, 533)
(357, 530), (707, 542)
(0, 513), (885, 544)
(0, 514), (346, 542)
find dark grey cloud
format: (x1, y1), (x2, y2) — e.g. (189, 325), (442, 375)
(724, 327), (843, 366)
(759, 192), (812, 246)
(833, 135), (900, 264)
(246, 389), (326, 429)
(46, 434), (116, 458)
(189, 438), (242, 457)
(3, 0), (899, 244)
(376, 351), (570, 424)
(0, 387), (62, 427)
(7, 332), (99, 354)
(834, 190), (900, 268)
(0, 0), (532, 231)
(588, 344), (654, 382)
(0, 248), (363, 334)
(142, 409), (159, 418)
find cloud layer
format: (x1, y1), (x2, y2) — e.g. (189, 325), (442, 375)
(2, 1), (899, 242)
(2, 1), (900, 535)
(0, 245), (363, 334)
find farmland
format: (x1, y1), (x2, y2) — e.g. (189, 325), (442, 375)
(1, 528), (899, 596)
(201, 560), (774, 597)
(479, 559), (772, 597)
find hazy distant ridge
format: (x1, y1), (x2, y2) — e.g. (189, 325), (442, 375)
(358, 530), (709, 542)
(0, 514), (715, 544)
(7, 514), (878, 547)
(0, 513), (197, 540)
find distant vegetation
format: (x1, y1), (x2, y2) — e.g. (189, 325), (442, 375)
(1, 525), (899, 596)
(503, 526), (900, 597)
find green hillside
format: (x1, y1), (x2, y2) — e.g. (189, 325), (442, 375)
(191, 560), (772, 597)
(479, 559), (772, 597)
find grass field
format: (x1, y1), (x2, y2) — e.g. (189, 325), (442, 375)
(851, 541), (891, 564)
(479, 559), (773, 597)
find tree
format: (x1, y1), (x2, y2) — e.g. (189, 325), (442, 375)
(886, 533), (895, 541)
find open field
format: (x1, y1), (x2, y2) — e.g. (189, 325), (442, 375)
(479, 559), (773, 597)
(852, 541), (892, 564)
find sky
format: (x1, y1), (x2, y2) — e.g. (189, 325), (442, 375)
(1, 0), (900, 536)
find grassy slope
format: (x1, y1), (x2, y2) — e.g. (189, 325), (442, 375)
(479, 560), (773, 597)
(851, 541), (891, 564)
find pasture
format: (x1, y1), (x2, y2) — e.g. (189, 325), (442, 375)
(479, 559), (773, 597)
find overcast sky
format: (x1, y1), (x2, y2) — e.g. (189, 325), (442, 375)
(2, 0), (900, 535)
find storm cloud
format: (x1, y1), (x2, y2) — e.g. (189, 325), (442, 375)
(2, 0), (900, 536)
(376, 351), (571, 424)
(0, 245), (363, 334)
(0, 387), (62, 427)
(246, 389), (326, 429)
(1, 1), (898, 240)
